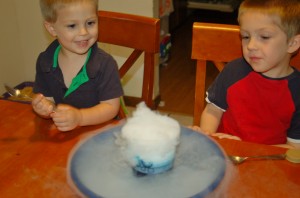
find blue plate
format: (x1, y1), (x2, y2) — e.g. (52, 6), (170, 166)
(68, 125), (226, 198)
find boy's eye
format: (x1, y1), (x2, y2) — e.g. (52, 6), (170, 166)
(240, 35), (249, 40)
(67, 24), (76, 29)
(261, 35), (270, 40)
(87, 20), (96, 26)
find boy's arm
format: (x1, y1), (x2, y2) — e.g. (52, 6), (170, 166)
(287, 141), (300, 149)
(51, 97), (120, 131)
(78, 97), (120, 126)
(200, 103), (223, 134)
(275, 140), (300, 149)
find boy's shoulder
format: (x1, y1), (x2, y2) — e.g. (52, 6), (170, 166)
(90, 43), (114, 60)
(288, 67), (300, 87)
(86, 43), (118, 78)
(225, 57), (250, 69)
(292, 67), (300, 76)
(221, 57), (253, 76)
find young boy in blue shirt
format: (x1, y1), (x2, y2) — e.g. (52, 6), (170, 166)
(32, 0), (123, 131)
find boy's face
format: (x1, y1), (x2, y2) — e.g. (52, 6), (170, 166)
(239, 11), (295, 78)
(44, 2), (98, 56)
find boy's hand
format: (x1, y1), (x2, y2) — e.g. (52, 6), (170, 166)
(187, 125), (212, 135)
(50, 104), (82, 131)
(188, 125), (241, 140)
(32, 94), (56, 118)
(211, 133), (241, 141)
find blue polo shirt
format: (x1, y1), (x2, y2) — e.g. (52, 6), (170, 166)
(33, 40), (123, 108)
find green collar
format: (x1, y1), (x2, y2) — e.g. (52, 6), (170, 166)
(53, 45), (92, 97)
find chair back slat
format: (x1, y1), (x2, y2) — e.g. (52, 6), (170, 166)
(98, 11), (159, 53)
(192, 23), (242, 63)
(98, 11), (160, 110)
(118, 49), (143, 78)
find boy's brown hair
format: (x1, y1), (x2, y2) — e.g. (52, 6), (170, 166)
(238, 0), (300, 40)
(40, 0), (98, 22)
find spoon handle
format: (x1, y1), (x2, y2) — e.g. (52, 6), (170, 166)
(4, 84), (18, 96)
(249, 154), (286, 160)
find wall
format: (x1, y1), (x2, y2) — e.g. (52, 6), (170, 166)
(0, 0), (49, 94)
(0, 0), (160, 101)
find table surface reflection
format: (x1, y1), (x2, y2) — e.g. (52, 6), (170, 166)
(0, 100), (299, 197)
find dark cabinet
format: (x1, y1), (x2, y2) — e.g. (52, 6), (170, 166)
(169, 0), (188, 32)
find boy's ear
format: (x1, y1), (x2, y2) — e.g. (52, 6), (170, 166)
(44, 21), (57, 37)
(288, 34), (300, 54)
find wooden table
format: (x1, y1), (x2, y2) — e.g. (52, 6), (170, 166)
(214, 138), (300, 198)
(0, 100), (299, 197)
(0, 100), (120, 197)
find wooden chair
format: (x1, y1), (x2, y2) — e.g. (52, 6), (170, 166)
(191, 22), (300, 126)
(97, 11), (160, 117)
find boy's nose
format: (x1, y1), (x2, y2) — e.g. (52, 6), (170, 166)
(247, 38), (257, 50)
(79, 26), (88, 35)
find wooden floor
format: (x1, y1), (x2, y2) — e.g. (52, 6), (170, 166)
(158, 9), (238, 115)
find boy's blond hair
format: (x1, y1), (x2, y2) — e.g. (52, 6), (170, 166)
(40, 0), (98, 22)
(238, 0), (300, 40)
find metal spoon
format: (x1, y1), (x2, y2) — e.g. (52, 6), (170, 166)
(228, 154), (286, 164)
(4, 84), (57, 113)
(4, 84), (32, 100)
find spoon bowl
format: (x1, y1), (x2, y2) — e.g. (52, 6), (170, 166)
(228, 154), (286, 164)
(4, 84), (32, 100)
